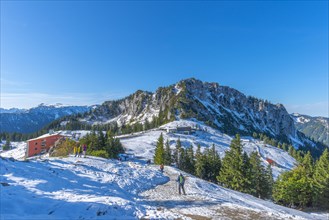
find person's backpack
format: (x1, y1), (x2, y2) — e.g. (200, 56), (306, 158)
(179, 175), (184, 184)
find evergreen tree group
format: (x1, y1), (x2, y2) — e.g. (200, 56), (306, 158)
(152, 134), (273, 200)
(217, 134), (273, 198)
(79, 130), (124, 159)
(273, 149), (329, 209)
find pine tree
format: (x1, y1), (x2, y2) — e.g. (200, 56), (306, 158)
(264, 164), (274, 199)
(313, 148), (329, 209)
(195, 144), (201, 159)
(178, 146), (186, 169)
(195, 144), (207, 179)
(282, 143), (288, 151)
(164, 139), (172, 165)
(273, 164), (313, 208)
(98, 130), (106, 149)
(174, 138), (182, 166)
(154, 133), (165, 165)
(217, 134), (248, 192)
(249, 152), (267, 198)
(186, 145), (195, 174)
(207, 144), (221, 182)
(105, 135), (124, 158)
(3, 137), (11, 151)
(242, 151), (252, 193)
(301, 151), (313, 176)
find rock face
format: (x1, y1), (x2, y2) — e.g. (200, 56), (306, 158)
(291, 113), (329, 146)
(83, 78), (298, 142)
(0, 104), (92, 133)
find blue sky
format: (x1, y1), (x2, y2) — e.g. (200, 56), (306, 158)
(1, 1), (328, 117)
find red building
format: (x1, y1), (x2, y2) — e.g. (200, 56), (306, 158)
(26, 132), (64, 157)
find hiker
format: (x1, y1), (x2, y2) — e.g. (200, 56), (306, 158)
(82, 144), (87, 158)
(74, 145), (78, 157)
(177, 173), (186, 195)
(160, 164), (164, 172)
(77, 145), (82, 158)
(146, 159), (151, 165)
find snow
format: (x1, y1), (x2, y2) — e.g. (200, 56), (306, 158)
(1, 155), (326, 219)
(27, 132), (62, 141)
(122, 120), (296, 179)
(0, 142), (27, 160)
(174, 84), (182, 95)
(1, 120), (327, 219)
(0, 156), (173, 219)
(296, 116), (310, 124)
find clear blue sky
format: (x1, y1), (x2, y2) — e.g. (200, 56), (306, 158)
(1, 1), (328, 117)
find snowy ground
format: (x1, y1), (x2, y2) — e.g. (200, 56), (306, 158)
(141, 166), (328, 220)
(1, 120), (328, 219)
(1, 155), (327, 220)
(121, 120), (296, 179)
(0, 142), (27, 160)
(0, 155), (174, 219)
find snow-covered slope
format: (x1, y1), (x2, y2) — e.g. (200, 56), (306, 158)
(0, 142), (27, 159)
(120, 120), (297, 179)
(0, 156), (172, 219)
(1, 155), (326, 219)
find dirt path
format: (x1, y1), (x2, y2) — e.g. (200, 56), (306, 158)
(140, 167), (212, 219)
(139, 166), (289, 220)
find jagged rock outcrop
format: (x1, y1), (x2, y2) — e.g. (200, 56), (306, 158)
(82, 78), (298, 142)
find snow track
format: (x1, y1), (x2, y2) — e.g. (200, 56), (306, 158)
(140, 166), (324, 220)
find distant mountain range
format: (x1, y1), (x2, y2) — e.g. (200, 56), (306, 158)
(291, 113), (329, 147)
(0, 103), (93, 133)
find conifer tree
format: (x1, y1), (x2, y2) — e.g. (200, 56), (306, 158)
(264, 164), (274, 199)
(273, 163), (313, 208)
(98, 130), (106, 149)
(195, 144), (201, 159)
(207, 144), (221, 182)
(217, 134), (248, 192)
(242, 151), (252, 193)
(249, 152), (267, 198)
(282, 143), (288, 151)
(174, 138), (182, 166)
(185, 145), (195, 174)
(301, 151), (313, 176)
(3, 137), (11, 151)
(164, 139), (172, 165)
(154, 133), (165, 165)
(195, 144), (207, 179)
(105, 135), (124, 158)
(313, 148), (329, 209)
(178, 146), (186, 169)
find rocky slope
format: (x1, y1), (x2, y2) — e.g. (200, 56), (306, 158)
(81, 78), (301, 145)
(291, 113), (329, 147)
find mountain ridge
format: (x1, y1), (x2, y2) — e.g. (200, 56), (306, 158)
(0, 104), (94, 133)
(76, 78), (302, 145)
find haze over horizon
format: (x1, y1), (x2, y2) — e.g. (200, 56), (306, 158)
(1, 1), (328, 117)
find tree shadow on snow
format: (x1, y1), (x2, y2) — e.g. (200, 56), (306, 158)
(142, 199), (222, 209)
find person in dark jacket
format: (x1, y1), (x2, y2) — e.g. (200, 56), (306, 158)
(177, 173), (186, 195)
(82, 144), (87, 158)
